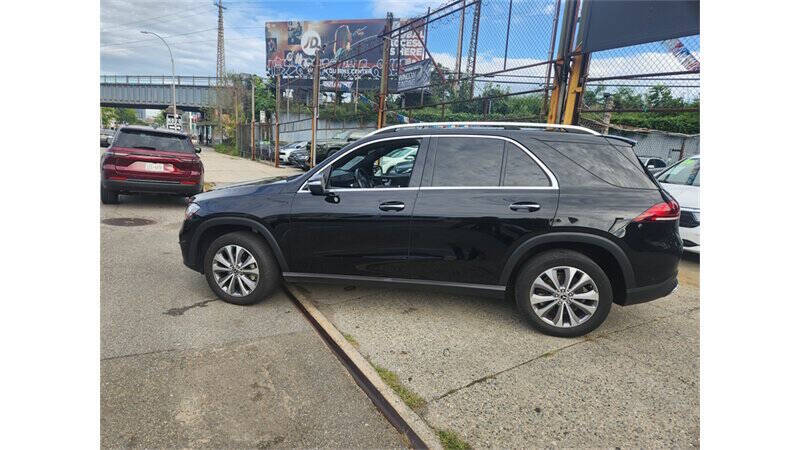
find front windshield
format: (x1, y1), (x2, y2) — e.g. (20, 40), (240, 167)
(333, 130), (350, 139)
(658, 158), (700, 186)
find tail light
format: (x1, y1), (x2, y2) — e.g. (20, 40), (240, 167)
(632, 199), (680, 222)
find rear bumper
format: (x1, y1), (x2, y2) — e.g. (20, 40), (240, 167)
(621, 275), (679, 306)
(103, 178), (202, 196)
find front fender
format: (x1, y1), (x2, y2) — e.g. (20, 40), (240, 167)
(189, 216), (289, 273)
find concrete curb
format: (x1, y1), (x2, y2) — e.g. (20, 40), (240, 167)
(285, 283), (443, 450)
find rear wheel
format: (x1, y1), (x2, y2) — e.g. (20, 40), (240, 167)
(100, 184), (119, 204)
(203, 231), (279, 305)
(515, 250), (613, 337)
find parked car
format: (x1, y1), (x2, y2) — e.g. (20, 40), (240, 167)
(100, 129), (115, 147)
(180, 122), (681, 338)
(279, 141), (308, 163)
(101, 125), (204, 204)
(638, 156), (668, 174)
(316, 129), (375, 155)
(376, 145), (417, 175)
(656, 155), (700, 253)
(288, 147), (310, 169)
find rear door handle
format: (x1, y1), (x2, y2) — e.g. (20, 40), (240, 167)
(509, 202), (541, 212)
(378, 201), (405, 212)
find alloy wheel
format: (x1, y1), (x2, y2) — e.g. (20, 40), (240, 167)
(529, 266), (600, 328)
(212, 245), (260, 297)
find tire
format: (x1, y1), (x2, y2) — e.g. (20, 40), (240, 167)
(203, 231), (280, 305)
(101, 184), (119, 204)
(514, 249), (613, 337)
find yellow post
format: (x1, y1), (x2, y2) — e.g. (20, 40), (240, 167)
(562, 51), (588, 125)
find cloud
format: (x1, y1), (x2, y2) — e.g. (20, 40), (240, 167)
(371, 0), (435, 18)
(100, 0), (291, 76)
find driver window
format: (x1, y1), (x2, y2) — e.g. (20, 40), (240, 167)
(327, 139), (421, 189)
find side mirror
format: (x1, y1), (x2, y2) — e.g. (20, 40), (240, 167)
(195, 146), (202, 153)
(404, 155), (415, 161)
(307, 172), (327, 196)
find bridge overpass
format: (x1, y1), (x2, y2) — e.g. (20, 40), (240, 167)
(100, 75), (228, 111)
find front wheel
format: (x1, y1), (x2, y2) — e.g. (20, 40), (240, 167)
(515, 250), (613, 337)
(203, 231), (280, 305)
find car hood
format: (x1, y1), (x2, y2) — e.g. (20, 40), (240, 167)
(193, 175), (300, 201)
(661, 183), (699, 210)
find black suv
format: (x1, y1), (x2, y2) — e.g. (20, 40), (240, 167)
(180, 123), (681, 337)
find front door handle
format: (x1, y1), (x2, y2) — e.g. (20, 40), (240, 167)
(509, 202), (541, 212)
(379, 201), (405, 212)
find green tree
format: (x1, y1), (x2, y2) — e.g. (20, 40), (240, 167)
(114, 108), (140, 124)
(101, 107), (116, 127)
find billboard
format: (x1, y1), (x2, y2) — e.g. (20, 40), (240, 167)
(265, 19), (425, 79)
(397, 59), (434, 92)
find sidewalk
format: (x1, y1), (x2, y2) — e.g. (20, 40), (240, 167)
(101, 150), (401, 447)
(200, 146), (303, 186)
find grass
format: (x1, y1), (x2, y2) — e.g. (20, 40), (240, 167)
(342, 333), (359, 348)
(437, 429), (472, 450)
(214, 143), (239, 157)
(372, 364), (426, 411)
(203, 182), (216, 192)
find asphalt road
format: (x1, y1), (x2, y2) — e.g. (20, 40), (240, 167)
(100, 149), (403, 448)
(296, 256), (700, 448)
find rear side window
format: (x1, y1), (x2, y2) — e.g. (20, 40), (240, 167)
(432, 137), (504, 187)
(114, 129), (194, 153)
(502, 143), (551, 187)
(548, 141), (656, 189)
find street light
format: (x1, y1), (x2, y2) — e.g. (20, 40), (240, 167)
(141, 30), (177, 126)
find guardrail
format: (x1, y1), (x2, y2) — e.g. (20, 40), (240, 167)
(100, 75), (232, 86)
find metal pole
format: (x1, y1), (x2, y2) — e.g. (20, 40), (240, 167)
(141, 30), (176, 124)
(274, 75), (281, 167)
(354, 77), (359, 113)
(378, 13), (392, 128)
(251, 76), (255, 160)
(503, 0), (512, 70)
(455, 0), (466, 83)
(310, 49), (321, 168)
(541, 0), (561, 119)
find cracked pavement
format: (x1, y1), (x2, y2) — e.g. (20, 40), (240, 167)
(100, 149), (404, 448)
(297, 255), (700, 447)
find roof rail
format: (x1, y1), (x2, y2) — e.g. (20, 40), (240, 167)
(365, 121), (601, 138)
(604, 134), (637, 146)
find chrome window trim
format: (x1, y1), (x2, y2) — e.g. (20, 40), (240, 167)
(297, 134), (558, 193)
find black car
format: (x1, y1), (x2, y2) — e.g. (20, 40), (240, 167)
(180, 122), (681, 337)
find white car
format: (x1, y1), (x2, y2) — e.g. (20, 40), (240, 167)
(656, 155), (700, 253)
(279, 141), (308, 163)
(377, 146), (417, 174)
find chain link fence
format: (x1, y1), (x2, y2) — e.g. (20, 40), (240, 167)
(216, 0), (698, 169)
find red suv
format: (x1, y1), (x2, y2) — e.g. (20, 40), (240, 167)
(101, 125), (204, 204)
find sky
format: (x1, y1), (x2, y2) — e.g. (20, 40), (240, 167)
(100, 0), (435, 75)
(100, 0), (699, 98)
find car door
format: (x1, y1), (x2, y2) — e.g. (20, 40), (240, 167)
(408, 135), (558, 286)
(288, 137), (429, 279)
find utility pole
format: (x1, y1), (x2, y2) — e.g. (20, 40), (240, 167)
(310, 49), (321, 168)
(251, 75), (255, 160)
(274, 74), (281, 167)
(215, 0), (226, 136)
(377, 13), (392, 129)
